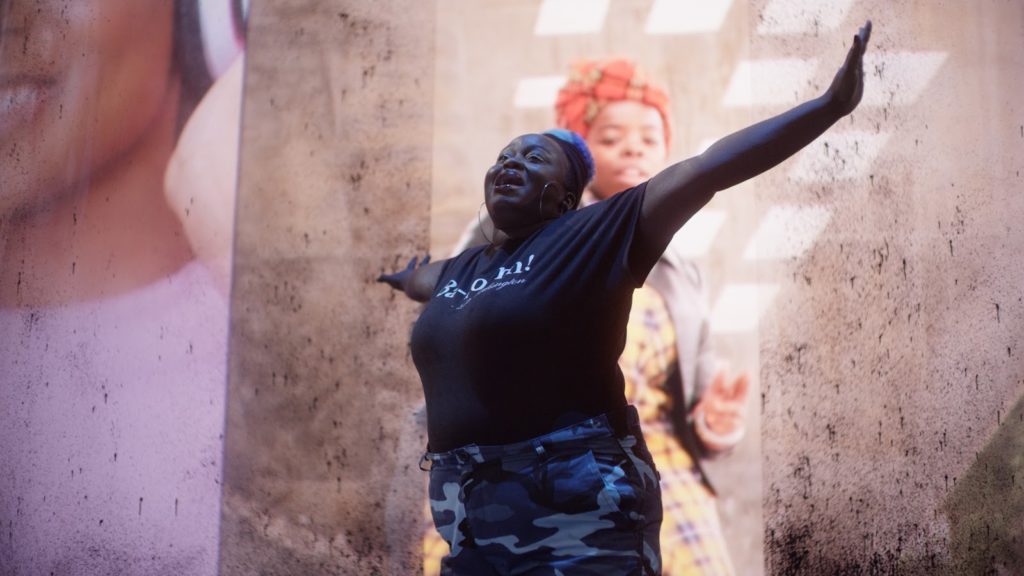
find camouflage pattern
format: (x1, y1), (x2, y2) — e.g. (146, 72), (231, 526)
(424, 406), (663, 575)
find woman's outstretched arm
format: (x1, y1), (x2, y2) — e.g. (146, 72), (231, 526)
(377, 255), (448, 303)
(638, 21), (872, 257)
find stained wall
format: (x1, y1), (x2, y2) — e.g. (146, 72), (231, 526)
(756, 1), (1024, 573)
(218, 0), (434, 574)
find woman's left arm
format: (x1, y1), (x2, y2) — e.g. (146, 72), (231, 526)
(639, 21), (871, 255)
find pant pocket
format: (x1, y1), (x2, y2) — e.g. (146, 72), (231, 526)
(537, 449), (610, 515)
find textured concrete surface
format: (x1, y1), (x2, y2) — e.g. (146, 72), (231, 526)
(219, 1), (434, 574)
(755, 1), (1024, 573)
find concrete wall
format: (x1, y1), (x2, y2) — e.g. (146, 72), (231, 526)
(756, 1), (1024, 573)
(218, 0), (434, 574)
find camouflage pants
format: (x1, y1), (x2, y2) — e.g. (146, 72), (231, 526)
(424, 406), (663, 575)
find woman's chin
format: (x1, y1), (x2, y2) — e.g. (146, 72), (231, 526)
(487, 202), (527, 226)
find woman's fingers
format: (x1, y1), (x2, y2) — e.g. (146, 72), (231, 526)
(404, 254), (431, 270)
(709, 369), (726, 393)
(843, 27), (866, 72)
(859, 20), (872, 49)
(828, 20), (872, 116)
(378, 253), (431, 287)
(850, 20), (871, 70)
(730, 373), (751, 402)
(703, 398), (744, 434)
(705, 412), (741, 433)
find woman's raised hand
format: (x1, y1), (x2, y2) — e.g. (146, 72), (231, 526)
(826, 20), (872, 117)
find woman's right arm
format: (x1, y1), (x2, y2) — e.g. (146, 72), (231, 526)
(377, 255), (448, 303)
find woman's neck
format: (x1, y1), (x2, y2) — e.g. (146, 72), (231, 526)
(0, 92), (193, 309)
(496, 215), (561, 249)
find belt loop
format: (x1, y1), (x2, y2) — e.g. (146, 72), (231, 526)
(419, 452), (432, 472)
(607, 405), (636, 437)
(625, 404), (639, 428)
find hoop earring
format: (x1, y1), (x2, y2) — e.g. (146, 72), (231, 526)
(540, 182), (554, 221)
(478, 201), (495, 246)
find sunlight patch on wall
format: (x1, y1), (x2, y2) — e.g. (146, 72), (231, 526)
(862, 51), (948, 107)
(755, 0), (855, 36)
(743, 205), (832, 260)
(513, 75), (568, 108)
(722, 58), (819, 107)
(669, 209), (728, 258)
(644, 0), (734, 35)
(710, 283), (780, 334)
(534, 0), (610, 35)
(788, 131), (891, 182)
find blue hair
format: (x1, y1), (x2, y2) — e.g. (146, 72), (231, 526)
(541, 128), (595, 208)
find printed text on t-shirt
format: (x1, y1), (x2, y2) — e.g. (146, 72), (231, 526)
(436, 254), (535, 309)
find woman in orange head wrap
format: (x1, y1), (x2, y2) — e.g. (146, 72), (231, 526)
(554, 57), (674, 202)
(553, 57), (746, 575)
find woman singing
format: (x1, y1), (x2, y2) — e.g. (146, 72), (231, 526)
(380, 22), (871, 575)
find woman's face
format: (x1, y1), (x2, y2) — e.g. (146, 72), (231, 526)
(0, 0), (177, 217)
(484, 134), (571, 233)
(584, 100), (668, 200)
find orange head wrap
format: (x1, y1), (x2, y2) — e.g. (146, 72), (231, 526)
(554, 58), (673, 151)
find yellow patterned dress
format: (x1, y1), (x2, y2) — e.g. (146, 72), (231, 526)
(621, 286), (734, 575)
(421, 285), (734, 575)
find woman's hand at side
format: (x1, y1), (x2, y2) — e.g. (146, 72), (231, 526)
(378, 255), (446, 302)
(692, 370), (751, 453)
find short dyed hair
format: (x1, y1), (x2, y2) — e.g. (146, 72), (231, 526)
(541, 128), (595, 208)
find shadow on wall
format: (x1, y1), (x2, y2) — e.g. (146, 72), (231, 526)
(945, 392), (1024, 574)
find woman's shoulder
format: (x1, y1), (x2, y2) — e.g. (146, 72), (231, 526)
(578, 182), (648, 215)
(442, 243), (493, 274)
(558, 182), (649, 234)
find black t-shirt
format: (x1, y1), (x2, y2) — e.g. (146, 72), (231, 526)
(410, 184), (660, 451)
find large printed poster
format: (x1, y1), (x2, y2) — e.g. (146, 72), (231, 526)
(0, 1), (244, 573)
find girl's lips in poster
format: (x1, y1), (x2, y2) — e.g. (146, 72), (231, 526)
(0, 76), (53, 138)
(615, 167), (648, 180)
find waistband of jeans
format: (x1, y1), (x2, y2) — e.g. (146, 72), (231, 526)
(421, 404), (639, 470)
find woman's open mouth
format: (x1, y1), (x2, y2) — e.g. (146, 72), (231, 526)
(494, 170), (524, 190)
